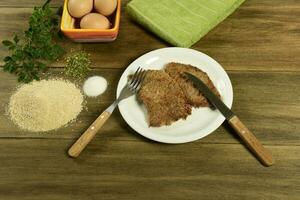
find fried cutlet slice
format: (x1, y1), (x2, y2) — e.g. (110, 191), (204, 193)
(138, 70), (192, 127)
(165, 62), (220, 107)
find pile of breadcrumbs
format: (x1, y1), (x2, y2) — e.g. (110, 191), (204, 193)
(8, 79), (83, 132)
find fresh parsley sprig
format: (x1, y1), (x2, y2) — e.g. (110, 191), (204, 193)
(2, 1), (64, 83)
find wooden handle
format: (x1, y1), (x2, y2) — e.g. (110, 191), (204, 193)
(68, 111), (111, 158)
(228, 116), (274, 166)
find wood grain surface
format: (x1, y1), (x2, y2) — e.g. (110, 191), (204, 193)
(0, 0), (299, 199)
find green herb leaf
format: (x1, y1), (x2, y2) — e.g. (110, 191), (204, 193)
(4, 56), (12, 62)
(2, 40), (13, 47)
(2, 2), (65, 83)
(13, 35), (19, 44)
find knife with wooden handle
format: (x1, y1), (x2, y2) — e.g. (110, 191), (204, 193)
(185, 73), (274, 167)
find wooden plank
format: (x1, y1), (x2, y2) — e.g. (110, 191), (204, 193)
(0, 1), (299, 199)
(0, 0), (299, 71)
(0, 0), (299, 8)
(0, 138), (299, 200)
(0, 69), (299, 146)
(0, 0), (63, 7)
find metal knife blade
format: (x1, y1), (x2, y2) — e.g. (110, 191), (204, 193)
(185, 72), (234, 120)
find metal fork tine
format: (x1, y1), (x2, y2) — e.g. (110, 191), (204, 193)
(133, 70), (147, 90)
(130, 67), (142, 87)
(131, 68), (143, 87)
(129, 67), (141, 86)
(127, 67), (147, 92)
(132, 69), (144, 89)
(140, 70), (147, 84)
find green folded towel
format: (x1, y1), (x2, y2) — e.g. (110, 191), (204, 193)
(126, 0), (245, 47)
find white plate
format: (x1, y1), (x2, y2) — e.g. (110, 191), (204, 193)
(117, 47), (233, 144)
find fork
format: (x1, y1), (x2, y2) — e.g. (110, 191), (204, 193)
(68, 67), (147, 158)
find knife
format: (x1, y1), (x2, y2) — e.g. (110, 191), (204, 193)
(185, 73), (274, 167)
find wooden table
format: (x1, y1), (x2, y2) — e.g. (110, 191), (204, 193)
(0, 0), (299, 199)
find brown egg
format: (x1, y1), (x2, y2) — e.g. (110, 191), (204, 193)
(68, 0), (93, 18)
(94, 0), (117, 16)
(80, 13), (110, 29)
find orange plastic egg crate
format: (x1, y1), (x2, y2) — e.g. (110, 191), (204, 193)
(61, 0), (121, 42)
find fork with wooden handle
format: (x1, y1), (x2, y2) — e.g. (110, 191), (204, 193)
(68, 67), (147, 158)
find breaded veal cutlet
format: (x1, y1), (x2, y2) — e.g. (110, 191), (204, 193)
(138, 63), (220, 127)
(138, 70), (192, 127)
(165, 62), (220, 107)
